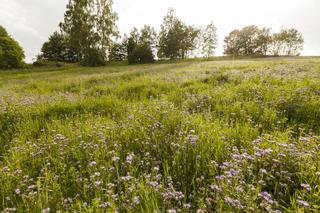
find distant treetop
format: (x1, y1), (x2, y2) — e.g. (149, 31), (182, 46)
(224, 25), (304, 56)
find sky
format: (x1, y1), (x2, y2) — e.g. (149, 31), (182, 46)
(0, 0), (319, 62)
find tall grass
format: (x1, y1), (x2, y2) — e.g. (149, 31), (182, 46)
(1, 58), (320, 212)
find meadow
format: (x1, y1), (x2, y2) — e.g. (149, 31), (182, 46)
(1, 57), (320, 212)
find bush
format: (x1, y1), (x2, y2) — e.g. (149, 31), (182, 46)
(0, 25), (25, 69)
(128, 44), (154, 64)
(33, 59), (65, 68)
(33, 59), (48, 67)
(81, 48), (106, 67)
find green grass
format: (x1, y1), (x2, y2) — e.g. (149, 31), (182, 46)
(1, 57), (320, 212)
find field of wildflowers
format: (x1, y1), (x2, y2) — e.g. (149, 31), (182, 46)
(1, 58), (320, 212)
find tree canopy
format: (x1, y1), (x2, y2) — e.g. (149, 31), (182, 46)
(224, 25), (304, 56)
(39, 32), (76, 62)
(109, 36), (128, 61)
(158, 8), (200, 60)
(200, 21), (219, 58)
(127, 26), (157, 64)
(37, 5), (305, 66)
(39, 0), (118, 66)
(271, 28), (304, 56)
(0, 25), (25, 69)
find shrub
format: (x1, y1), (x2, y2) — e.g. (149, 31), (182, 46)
(128, 44), (154, 64)
(33, 59), (65, 68)
(81, 48), (106, 67)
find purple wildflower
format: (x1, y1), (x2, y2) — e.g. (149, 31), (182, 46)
(301, 184), (311, 192)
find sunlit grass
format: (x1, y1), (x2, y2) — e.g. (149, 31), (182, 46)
(1, 58), (320, 212)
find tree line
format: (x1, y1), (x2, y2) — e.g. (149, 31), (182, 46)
(224, 25), (304, 56)
(0, 0), (305, 69)
(39, 6), (219, 65)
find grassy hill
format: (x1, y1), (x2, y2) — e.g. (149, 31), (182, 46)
(1, 58), (320, 212)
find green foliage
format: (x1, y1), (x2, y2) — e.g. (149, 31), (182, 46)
(109, 38), (128, 61)
(0, 58), (320, 212)
(33, 59), (65, 68)
(39, 32), (77, 62)
(200, 21), (218, 57)
(127, 26), (156, 64)
(81, 48), (106, 67)
(224, 25), (272, 56)
(128, 44), (154, 64)
(0, 25), (25, 69)
(57, 0), (118, 65)
(59, 0), (92, 61)
(158, 8), (200, 59)
(271, 28), (304, 56)
(224, 26), (304, 56)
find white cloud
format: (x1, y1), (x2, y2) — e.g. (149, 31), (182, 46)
(0, 0), (66, 62)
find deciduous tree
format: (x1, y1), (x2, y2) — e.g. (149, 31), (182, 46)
(39, 31), (77, 62)
(271, 28), (304, 56)
(200, 21), (218, 57)
(127, 26), (156, 64)
(0, 25), (25, 69)
(158, 8), (200, 60)
(109, 36), (128, 61)
(59, 0), (118, 65)
(224, 25), (271, 56)
(224, 26), (303, 56)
